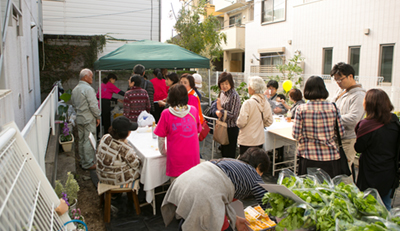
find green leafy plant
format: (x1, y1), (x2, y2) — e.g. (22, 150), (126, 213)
(58, 89), (72, 123)
(69, 208), (85, 230)
(54, 172), (80, 205)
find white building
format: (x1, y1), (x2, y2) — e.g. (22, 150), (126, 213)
(213, 0), (399, 109)
(0, 0), (43, 129)
(42, 0), (161, 56)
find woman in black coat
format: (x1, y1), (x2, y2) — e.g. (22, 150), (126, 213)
(354, 89), (400, 211)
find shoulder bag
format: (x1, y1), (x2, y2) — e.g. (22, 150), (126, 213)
(332, 103), (352, 176)
(188, 112), (210, 142)
(213, 111), (229, 145)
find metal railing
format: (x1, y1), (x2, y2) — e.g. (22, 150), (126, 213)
(0, 122), (73, 230)
(21, 86), (58, 173)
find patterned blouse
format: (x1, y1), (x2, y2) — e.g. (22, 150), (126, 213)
(123, 86), (151, 122)
(96, 134), (141, 185)
(292, 100), (345, 161)
(219, 88), (241, 128)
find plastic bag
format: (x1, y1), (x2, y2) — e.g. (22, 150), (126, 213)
(335, 218), (371, 231)
(352, 188), (389, 219)
(307, 168), (334, 189)
(292, 188), (327, 208)
(276, 203), (316, 231)
(361, 216), (400, 231)
(297, 175), (318, 189)
(277, 169), (302, 189)
(389, 208), (400, 226)
(137, 111), (155, 127)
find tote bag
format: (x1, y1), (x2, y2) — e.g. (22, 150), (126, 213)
(333, 103), (352, 176)
(213, 111), (229, 145)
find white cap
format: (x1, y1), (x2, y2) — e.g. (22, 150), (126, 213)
(193, 73), (202, 88)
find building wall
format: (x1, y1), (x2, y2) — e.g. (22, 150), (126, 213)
(1, 0), (42, 129)
(246, 0), (399, 87)
(42, 0), (161, 56)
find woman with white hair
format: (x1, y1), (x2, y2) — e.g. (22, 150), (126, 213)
(236, 77), (274, 154)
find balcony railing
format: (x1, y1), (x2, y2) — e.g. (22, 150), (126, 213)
(21, 86), (58, 173)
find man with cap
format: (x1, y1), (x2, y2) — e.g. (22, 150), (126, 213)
(71, 68), (100, 170)
(193, 73), (203, 101)
(96, 116), (141, 185)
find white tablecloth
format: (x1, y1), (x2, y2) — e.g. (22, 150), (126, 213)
(127, 130), (170, 203)
(264, 116), (293, 151)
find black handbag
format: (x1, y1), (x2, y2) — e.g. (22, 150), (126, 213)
(333, 103), (352, 176)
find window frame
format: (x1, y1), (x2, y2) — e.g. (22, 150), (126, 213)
(229, 13), (242, 27)
(261, 0), (286, 25)
(348, 46), (361, 76)
(322, 47), (333, 75)
(259, 52), (285, 66)
(378, 44), (395, 83)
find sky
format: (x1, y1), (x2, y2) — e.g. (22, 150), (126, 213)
(160, 0), (183, 42)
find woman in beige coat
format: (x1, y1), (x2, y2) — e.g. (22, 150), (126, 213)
(237, 77), (274, 155)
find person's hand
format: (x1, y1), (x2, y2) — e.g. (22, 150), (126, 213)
(158, 100), (166, 107)
(117, 99), (123, 103)
(216, 110), (222, 118)
(96, 119), (100, 127)
(264, 89), (271, 98)
(217, 98), (223, 110)
(273, 107), (282, 114)
(235, 216), (250, 231)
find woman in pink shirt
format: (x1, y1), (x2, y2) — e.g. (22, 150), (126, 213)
(96, 74), (125, 134)
(154, 84), (201, 180)
(150, 69), (169, 123)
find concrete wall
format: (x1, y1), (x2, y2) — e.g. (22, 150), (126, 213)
(1, 0), (42, 129)
(42, 0), (161, 56)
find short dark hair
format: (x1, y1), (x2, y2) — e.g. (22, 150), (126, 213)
(277, 94), (286, 101)
(108, 126), (129, 140)
(130, 74), (142, 87)
(238, 147), (270, 174)
(289, 89), (303, 102)
(364, 89), (394, 124)
(303, 76), (329, 100)
(180, 74), (195, 89)
(330, 62), (355, 79)
(133, 64), (145, 75)
(167, 84), (188, 107)
(166, 72), (179, 84)
(267, 80), (279, 90)
(218, 72), (235, 89)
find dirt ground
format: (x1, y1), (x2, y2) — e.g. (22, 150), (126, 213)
(74, 145), (106, 231)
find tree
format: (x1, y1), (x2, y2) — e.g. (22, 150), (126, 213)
(167, 0), (226, 61)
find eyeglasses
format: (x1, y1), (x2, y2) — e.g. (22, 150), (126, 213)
(332, 76), (348, 83)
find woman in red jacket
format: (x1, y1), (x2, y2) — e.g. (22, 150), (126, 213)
(150, 68), (169, 123)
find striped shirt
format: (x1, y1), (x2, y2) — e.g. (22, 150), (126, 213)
(123, 86), (151, 123)
(292, 100), (345, 161)
(220, 88), (241, 128)
(211, 159), (267, 207)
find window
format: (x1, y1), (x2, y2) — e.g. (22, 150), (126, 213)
(322, 48), (333, 75)
(262, 0), (286, 24)
(348, 46), (360, 76)
(379, 44), (394, 83)
(229, 14), (242, 27)
(260, 52), (284, 66)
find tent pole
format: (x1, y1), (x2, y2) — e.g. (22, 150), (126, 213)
(208, 69), (211, 105)
(99, 71), (102, 138)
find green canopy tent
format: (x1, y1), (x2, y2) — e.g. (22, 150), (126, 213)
(94, 40), (211, 136)
(94, 40), (210, 70)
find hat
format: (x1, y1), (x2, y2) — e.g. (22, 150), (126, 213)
(112, 116), (138, 132)
(193, 73), (202, 88)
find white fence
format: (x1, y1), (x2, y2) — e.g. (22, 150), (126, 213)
(0, 122), (73, 230)
(21, 86), (58, 173)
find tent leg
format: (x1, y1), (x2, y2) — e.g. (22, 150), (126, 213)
(208, 69), (211, 105)
(99, 71), (102, 139)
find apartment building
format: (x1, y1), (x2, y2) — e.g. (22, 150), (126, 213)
(0, 0), (43, 129)
(42, 0), (161, 56)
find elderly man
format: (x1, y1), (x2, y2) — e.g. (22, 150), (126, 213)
(133, 64), (155, 113)
(71, 68), (100, 170)
(331, 62), (366, 170)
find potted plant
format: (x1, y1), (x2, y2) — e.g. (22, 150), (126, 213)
(55, 172), (80, 210)
(59, 121), (74, 152)
(69, 208), (87, 231)
(58, 89), (74, 131)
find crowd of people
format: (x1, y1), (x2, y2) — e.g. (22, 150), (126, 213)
(69, 61), (400, 230)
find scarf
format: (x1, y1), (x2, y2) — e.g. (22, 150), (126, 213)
(355, 118), (384, 139)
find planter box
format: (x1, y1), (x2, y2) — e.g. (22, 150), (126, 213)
(59, 134), (74, 152)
